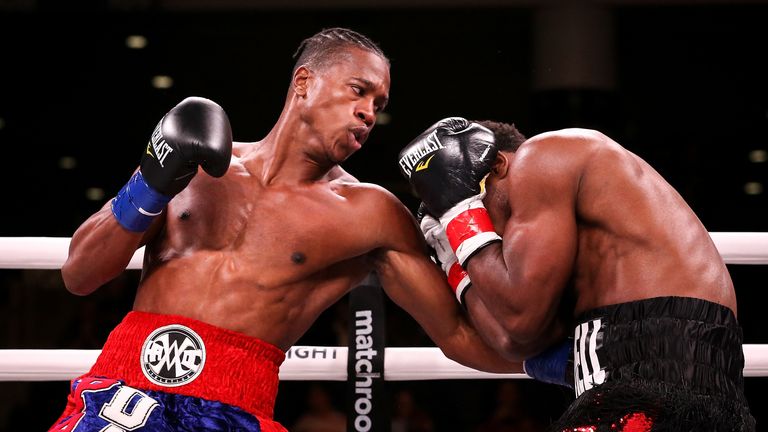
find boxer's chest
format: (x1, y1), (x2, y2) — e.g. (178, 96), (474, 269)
(164, 175), (374, 280)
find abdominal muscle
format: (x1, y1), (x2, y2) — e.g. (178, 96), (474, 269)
(132, 248), (370, 351)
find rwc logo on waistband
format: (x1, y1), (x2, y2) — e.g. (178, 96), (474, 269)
(398, 132), (444, 178)
(347, 275), (387, 432)
(573, 318), (607, 397)
(141, 324), (206, 387)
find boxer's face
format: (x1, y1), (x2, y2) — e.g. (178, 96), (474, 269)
(302, 48), (390, 163)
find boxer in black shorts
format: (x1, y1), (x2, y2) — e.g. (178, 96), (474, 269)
(399, 118), (755, 431)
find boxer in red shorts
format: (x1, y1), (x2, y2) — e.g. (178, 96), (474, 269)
(51, 28), (526, 431)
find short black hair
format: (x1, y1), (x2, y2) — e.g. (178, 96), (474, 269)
(475, 120), (527, 152)
(292, 27), (388, 74)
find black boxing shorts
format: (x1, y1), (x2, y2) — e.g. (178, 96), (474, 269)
(552, 296), (755, 432)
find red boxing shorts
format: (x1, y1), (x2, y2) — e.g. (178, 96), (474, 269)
(49, 311), (287, 432)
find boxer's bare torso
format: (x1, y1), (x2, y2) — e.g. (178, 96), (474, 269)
(135, 142), (403, 349)
(480, 128), (735, 318)
(63, 45), (522, 373)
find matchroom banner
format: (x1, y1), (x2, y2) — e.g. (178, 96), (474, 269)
(346, 273), (388, 432)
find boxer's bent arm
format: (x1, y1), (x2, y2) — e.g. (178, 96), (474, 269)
(371, 192), (522, 373)
(464, 216), (575, 358)
(465, 147), (578, 358)
(62, 198), (164, 296)
(461, 290), (525, 355)
(463, 288), (567, 360)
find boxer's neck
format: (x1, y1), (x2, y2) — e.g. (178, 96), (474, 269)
(251, 114), (336, 186)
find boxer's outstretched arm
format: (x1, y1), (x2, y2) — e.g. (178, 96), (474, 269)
(367, 187), (522, 373)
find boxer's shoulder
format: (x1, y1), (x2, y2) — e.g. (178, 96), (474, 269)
(232, 140), (256, 157)
(331, 179), (402, 210)
(525, 128), (609, 146)
(330, 180), (415, 232)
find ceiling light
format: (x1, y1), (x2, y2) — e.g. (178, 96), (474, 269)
(749, 149), (767, 163)
(86, 188), (105, 201)
(376, 112), (391, 125)
(59, 156), (77, 170)
(126, 35), (148, 49)
(152, 75), (174, 89)
(744, 182), (763, 195)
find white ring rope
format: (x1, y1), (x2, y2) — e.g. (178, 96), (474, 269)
(1, 233), (768, 269)
(1, 345), (767, 382)
(0, 235), (766, 381)
(0, 347), (524, 382)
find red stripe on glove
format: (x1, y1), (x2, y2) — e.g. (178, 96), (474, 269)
(445, 207), (497, 253)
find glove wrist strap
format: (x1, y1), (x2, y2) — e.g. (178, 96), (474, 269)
(441, 199), (501, 266)
(111, 170), (171, 232)
(446, 262), (472, 304)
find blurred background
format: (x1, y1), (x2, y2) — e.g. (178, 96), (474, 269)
(0, 0), (767, 430)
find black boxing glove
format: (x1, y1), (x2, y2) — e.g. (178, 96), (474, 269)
(398, 117), (500, 267)
(111, 97), (233, 232)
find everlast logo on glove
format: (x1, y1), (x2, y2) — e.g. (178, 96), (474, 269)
(398, 131), (444, 178)
(398, 117), (502, 271)
(398, 117), (498, 217)
(148, 122), (174, 168)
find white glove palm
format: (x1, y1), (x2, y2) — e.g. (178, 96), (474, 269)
(419, 209), (472, 304)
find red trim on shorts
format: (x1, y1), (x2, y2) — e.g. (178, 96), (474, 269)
(85, 311), (285, 419)
(618, 412), (653, 432)
(445, 208), (496, 252)
(561, 412), (653, 432)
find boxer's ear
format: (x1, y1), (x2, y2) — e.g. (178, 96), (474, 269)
(293, 66), (311, 97)
(491, 152), (509, 179)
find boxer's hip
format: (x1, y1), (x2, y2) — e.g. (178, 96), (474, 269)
(86, 311), (285, 420)
(556, 296), (755, 431)
(51, 376), (285, 431)
(572, 296), (745, 397)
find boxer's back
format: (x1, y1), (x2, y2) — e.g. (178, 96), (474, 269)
(133, 143), (379, 350)
(511, 129), (735, 316)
